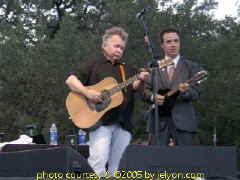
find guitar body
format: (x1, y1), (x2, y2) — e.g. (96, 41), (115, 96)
(157, 70), (208, 115)
(66, 77), (124, 130)
(158, 89), (180, 115)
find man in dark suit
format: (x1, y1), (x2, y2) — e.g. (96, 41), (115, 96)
(143, 28), (201, 146)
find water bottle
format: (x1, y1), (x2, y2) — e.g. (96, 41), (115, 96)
(78, 129), (87, 145)
(50, 123), (58, 145)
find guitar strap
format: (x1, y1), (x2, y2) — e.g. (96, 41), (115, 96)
(119, 64), (127, 93)
(119, 63), (128, 105)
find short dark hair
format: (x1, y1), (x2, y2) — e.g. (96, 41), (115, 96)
(159, 28), (180, 43)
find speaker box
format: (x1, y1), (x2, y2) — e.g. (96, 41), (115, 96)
(0, 146), (93, 177)
(119, 145), (237, 178)
(2, 144), (89, 158)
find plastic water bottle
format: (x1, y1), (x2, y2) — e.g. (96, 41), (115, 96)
(78, 129), (87, 145)
(50, 123), (58, 145)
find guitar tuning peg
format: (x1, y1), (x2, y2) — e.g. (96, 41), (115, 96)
(197, 78), (207, 84)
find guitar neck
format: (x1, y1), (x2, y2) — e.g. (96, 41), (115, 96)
(109, 74), (139, 95)
(165, 78), (195, 97)
(108, 58), (174, 96)
(107, 59), (178, 96)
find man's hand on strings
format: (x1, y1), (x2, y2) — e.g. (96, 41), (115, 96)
(86, 89), (102, 103)
(154, 94), (165, 105)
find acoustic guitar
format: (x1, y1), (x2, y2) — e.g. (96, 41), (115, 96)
(156, 70), (208, 115)
(66, 59), (172, 130)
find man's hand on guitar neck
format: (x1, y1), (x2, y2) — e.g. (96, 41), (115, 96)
(139, 68), (150, 81)
(86, 89), (103, 103)
(178, 82), (190, 93)
(133, 68), (149, 90)
(153, 83), (189, 105)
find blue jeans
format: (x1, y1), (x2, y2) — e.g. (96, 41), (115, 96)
(88, 124), (131, 177)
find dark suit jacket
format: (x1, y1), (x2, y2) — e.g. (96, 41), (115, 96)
(143, 56), (201, 133)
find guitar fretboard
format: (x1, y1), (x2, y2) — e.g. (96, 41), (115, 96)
(107, 59), (175, 96)
(166, 70), (207, 97)
(109, 74), (139, 95)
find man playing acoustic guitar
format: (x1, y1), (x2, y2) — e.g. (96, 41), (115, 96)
(65, 26), (149, 176)
(143, 28), (203, 146)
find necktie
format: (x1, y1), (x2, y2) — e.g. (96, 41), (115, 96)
(168, 64), (175, 81)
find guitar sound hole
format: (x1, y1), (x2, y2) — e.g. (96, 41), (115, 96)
(95, 90), (111, 112)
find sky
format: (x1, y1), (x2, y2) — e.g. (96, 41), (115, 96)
(214, 0), (239, 19)
(171, 0), (239, 19)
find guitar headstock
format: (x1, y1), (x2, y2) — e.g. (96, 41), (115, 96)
(144, 57), (173, 73)
(158, 57), (174, 69)
(191, 70), (208, 84)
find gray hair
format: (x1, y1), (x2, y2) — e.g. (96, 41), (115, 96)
(102, 26), (128, 45)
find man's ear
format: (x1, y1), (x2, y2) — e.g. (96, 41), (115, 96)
(102, 41), (108, 50)
(160, 43), (164, 49)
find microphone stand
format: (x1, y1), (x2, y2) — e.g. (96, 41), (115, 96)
(137, 11), (162, 145)
(213, 115), (217, 146)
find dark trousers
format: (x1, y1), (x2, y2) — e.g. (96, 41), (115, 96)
(148, 116), (196, 146)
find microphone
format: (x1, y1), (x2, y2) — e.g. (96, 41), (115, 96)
(136, 8), (150, 19)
